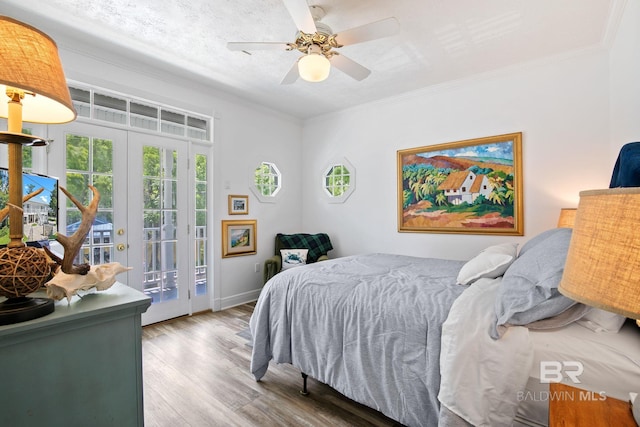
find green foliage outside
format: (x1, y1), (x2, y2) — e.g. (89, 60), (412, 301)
(142, 146), (179, 229)
(254, 162), (279, 196)
(195, 154), (207, 210)
(65, 135), (116, 229)
(194, 154), (208, 267)
(325, 165), (350, 196)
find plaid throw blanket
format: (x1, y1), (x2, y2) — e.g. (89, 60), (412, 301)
(277, 233), (333, 263)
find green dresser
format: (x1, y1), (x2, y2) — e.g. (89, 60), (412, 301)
(0, 283), (151, 427)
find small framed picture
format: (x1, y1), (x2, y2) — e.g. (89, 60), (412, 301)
(222, 219), (257, 258)
(228, 194), (249, 215)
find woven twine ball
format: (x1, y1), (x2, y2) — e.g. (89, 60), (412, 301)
(0, 246), (51, 298)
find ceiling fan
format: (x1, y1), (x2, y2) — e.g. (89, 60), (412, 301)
(227, 0), (400, 84)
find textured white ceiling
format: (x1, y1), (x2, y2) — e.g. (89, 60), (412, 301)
(0, 0), (622, 119)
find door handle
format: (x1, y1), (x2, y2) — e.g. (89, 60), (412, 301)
(116, 243), (126, 251)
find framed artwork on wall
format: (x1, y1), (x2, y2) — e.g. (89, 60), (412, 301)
(222, 219), (257, 258)
(397, 132), (524, 235)
(228, 194), (249, 215)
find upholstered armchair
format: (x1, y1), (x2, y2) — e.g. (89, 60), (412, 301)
(263, 233), (333, 284)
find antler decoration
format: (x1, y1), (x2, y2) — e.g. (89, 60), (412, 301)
(44, 185), (100, 276)
(43, 184), (132, 303)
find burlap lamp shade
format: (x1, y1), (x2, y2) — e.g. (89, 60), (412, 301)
(556, 208), (577, 228)
(559, 188), (640, 321)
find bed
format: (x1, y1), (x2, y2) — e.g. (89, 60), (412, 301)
(249, 228), (640, 426)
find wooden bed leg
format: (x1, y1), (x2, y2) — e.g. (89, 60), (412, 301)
(300, 372), (309, 396)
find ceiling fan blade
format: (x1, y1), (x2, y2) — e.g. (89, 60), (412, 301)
(329, 54), (371, 81)
(334, 17), (400, 46)
(227, 42), (291, 51)
(282, 0), (317, 33)
(280, 60), (300, 84)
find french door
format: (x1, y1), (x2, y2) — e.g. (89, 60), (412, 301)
(48, 122), (129, 270)
(48, 121), (204, 325)
(127, 132), (190, 324)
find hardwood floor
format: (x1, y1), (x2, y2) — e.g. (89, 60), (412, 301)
(142, 302), (400, 426)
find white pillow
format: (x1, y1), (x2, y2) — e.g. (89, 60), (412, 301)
(281, 249), (309, 270)
(456, 243), (518, 285)
(576, 308), (627, 333)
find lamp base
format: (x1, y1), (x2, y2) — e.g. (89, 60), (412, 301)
(0, 296), (54, 326)
(0, 131), (48, 146)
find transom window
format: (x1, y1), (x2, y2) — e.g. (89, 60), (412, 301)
(68, 84), (210, 142)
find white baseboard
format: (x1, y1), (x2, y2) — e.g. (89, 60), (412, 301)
(216, 289), (261, 311)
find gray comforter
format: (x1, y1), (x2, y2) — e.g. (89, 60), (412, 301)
(250, 253), (466, 427)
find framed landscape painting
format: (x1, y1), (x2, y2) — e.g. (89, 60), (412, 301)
(397, 132), (523, 235)
(222, 219), (257, 257)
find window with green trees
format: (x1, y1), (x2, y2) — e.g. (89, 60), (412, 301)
(66, 133), (114, 265)
(194, 153), (208, 296)
(254, 161), (281, 197)
(324, 164), (350, 197)
(323, 158), (355, 203)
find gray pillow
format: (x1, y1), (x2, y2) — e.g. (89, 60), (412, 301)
(491, 228), (579, 339)
(517, 227), (563, 256)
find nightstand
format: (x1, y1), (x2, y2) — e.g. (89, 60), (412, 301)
(549, 382), (637, 426)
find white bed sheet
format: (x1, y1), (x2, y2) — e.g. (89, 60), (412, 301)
(515, 319), (640, 426)
(439, 277), (535, 426)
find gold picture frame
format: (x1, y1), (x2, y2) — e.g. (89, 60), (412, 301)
(397, 132), (524, 235)
(222, 219), (257, 257)
(228, 194), (249, 215)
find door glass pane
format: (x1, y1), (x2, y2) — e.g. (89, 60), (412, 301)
(93, 175), (113, 209)
(22, 146), (32, 171)
(93, 139), (113, 174)
(143, 146), (179, 304)
(162, 180), (177, 209)
(65, 134), (114, 266)
(194, 153), (208, 296)
(162, 211), (176, 240)
(66, 135), (90, 171)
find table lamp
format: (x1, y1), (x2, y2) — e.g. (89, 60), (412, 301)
(558, 187), (640, 424)
(556, 208), (577, 228)
(559, 188), (640, 321)
(0, 16), (76, 324)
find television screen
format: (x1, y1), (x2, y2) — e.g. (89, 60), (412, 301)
(0, 168), (59, 246)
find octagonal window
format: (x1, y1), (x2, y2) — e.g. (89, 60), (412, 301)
(323, 158), (355, 203)
(251, 161), (281, 202)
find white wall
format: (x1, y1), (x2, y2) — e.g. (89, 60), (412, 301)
(610, 0), (640, 153)
(212, 99), (304, 308)
(302, 49), (613, 261)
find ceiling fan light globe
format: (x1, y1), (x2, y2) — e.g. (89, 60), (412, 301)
(298, 53), (330, 82)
